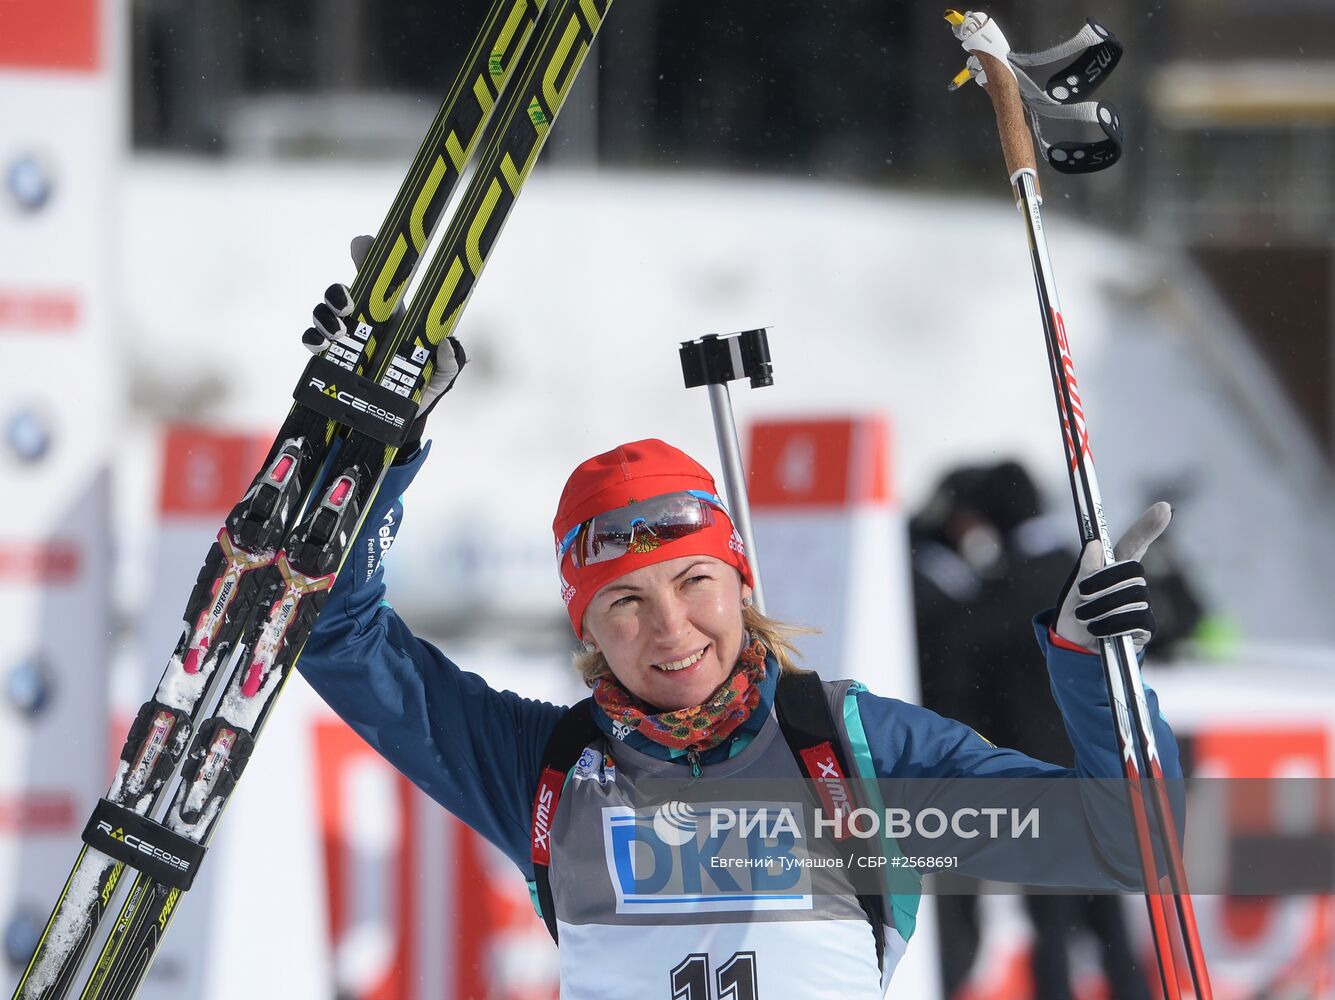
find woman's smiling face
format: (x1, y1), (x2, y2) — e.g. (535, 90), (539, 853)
(582, 555), (751, 710)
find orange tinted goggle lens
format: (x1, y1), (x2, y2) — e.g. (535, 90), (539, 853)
(563, 491), (724, 568)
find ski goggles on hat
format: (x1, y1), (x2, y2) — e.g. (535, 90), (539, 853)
(558, 490), (729, 569)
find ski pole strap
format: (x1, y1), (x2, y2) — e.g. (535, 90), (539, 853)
(773, 671), (888, 971)
(1008, 19), (1122, 102)
(82, 799), (207, 891)
(1007, 17), (1123, 174)
(950, 11), (1125, 175)
(1011, 65), (1124, 175)
(530, 698), (601, 943)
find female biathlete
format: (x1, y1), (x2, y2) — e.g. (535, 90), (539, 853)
(297, 275), (1181, 999)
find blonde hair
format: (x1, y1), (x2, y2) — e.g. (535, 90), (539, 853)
(572, 604), (817, 688)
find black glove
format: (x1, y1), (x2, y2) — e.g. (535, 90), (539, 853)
(1054, 502), (1172, 652)
(303, 235), (467, 456)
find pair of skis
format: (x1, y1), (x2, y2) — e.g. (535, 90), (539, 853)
(946, 10), (1212, 1000)
(10, 1), (613, 998)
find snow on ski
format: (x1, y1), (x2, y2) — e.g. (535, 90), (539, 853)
(73, 2), (613, 998)
(9, 3), (548, 998)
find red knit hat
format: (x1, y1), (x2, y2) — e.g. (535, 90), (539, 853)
(553, 439), (753, 639)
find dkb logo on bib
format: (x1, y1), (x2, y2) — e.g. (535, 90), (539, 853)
(600, 803), (814, 914)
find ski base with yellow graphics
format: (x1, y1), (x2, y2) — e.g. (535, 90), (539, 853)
(9, 1), (613, 998)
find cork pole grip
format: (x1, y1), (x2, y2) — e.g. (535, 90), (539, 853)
(973, 50), (1038, 186)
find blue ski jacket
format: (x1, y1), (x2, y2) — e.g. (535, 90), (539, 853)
(297, 444), (1184, 889)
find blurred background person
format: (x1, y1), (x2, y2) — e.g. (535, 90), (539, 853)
(910, 460), (1207, 1000)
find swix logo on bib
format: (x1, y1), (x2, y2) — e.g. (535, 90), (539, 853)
(600, 803), (813, 914)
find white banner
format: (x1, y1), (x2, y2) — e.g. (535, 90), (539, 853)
(746, 414), (938, 1000)
(0, 0), (122, 978)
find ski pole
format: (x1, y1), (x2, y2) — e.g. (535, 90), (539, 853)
(679, 329), (774, 613)
(944, 10), (1213, 999)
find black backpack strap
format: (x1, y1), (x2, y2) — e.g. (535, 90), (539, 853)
(774, 670), (888, 971)
(530, 698), (602, 944)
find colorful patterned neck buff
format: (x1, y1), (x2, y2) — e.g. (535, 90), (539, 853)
(592, 634), (769, 752)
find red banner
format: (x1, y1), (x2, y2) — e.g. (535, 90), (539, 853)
(159, 426), (273, 517)
(0, 0), (99, 72)
(748, 417), (893, 508)
(314, 721), (416, 1000)
(0, 791), (76, 833)
(0, 291), (81, 333)
(0, 541), (80, 583)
